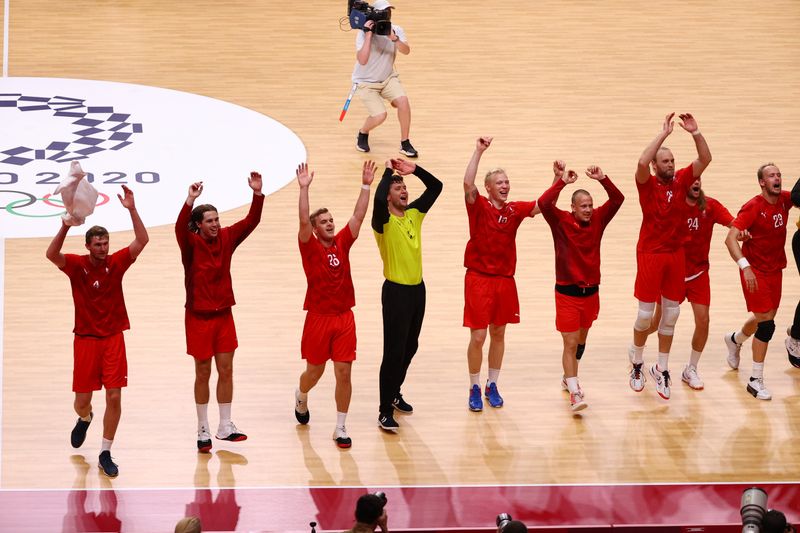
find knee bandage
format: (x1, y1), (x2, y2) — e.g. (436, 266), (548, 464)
(634, 301), (656, 331)
(576, 343), (586, 360)
(754, 320), (776, 342)
(657, 298), (681, 336)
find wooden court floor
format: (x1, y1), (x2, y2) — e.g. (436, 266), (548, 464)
(2, 1), (800, 491)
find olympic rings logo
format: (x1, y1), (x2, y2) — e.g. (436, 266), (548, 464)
(0, 190), (110, 218)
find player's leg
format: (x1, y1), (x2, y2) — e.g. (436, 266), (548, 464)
(332, 361), (353, 448)
(747, 309), (777, 400)
(394, 282), (425, 415)
(485, 324), (506, 408)
(213, 351), (245, 441)
(467, 328), (487, 412)
(785, 229), (800, 367)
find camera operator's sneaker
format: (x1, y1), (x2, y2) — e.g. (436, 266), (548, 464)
(468, 384), (483, 412)
(70, 412), (93, 449)
(649, 364), (671, 400)
(215, 421), (247, 442)
(681, 365), (704, 390)
(392, 394), (413, 414)
(484, 382), (504, 408)
(332, 426), (352, 449)
(400, 139), (418, 158)
(197, 426), (212, 453)
(746, 377), (772, 400)
(295, 388), (310, 425)
(724, 332), (742, 369)
(378, 412), (399, 432)
(98, 451), (118, 478)
(356, 131), (370, 153)
(570, 391), (587, 412)
(785, 327), (800, 368)
(629, 362), (646, 392)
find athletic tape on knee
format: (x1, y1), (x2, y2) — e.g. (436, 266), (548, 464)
(634, 301), (656, 331)
(754, 320), (776, 342)
(658, 299), (680, 336)
(576, 344), (586, 360)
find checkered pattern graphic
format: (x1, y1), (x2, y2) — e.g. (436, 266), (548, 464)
(0, 93), (143, 166)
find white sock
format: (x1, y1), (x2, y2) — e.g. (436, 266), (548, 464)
(631, 344), (645, 364)
(336, 412), (347, 428)
(657, 352), (669, 371)
(751, 361), (764, 379)
(469, 373), (480, 387)
(689, 350), (702, 369)
(196, 403), (209, 431)
(734, 330), (750, 345)
(297, 389), (308, 402)
(219, 403), (232, 426)
(80, 413), (92, 422)
(487, 368), (500, 385)
(566, 377), (580, 394)
(101, 438), (113, 452)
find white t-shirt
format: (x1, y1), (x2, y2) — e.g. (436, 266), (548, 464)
(351, 24), (406, 83)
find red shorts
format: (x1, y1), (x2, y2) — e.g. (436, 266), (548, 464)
(634, 250), (686, 303)
(684, 270), (711, 306)
(555, 291), (600, 332)
(301, 310), (357, 365)
(740, 268), (782, 314)
(73, 332), (127, 393)
(185, 308), (238, 360)
(463, 270), (520, 329)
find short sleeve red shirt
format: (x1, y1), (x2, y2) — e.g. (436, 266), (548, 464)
(732, 190), (793, 273)
(636, 164), (695, 253)
(299, 225), (357, 315)
(684, 197), (733, 277)
(60, 248), (135, 336)
(464, 195), (535, 277)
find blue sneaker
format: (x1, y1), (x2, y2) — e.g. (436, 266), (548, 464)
(484, 382), (504, 408)
(468, 385), (483, 412)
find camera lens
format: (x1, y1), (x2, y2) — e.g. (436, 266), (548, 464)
(741, 487), (768, 532)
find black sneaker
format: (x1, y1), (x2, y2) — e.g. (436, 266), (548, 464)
(71, 412), (93, 449)
(98, 451), (118, 478)
(356, 131), (370, 153)
(378, 412), (399, 432)
(400, 139), (418, 158)
(392, 395), (413, 414)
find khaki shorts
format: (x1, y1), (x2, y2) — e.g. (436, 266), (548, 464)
(357, 73), (406, 116)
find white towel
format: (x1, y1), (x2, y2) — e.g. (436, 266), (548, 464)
(54, 161), (99, 226)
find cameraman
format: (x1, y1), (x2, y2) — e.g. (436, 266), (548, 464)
(342, 494), (389, 533)
(352, 0), (418, 158)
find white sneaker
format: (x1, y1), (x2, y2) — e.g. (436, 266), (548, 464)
(629, 362), (646, 392)
(570, 391), (588, 412)
(649, 364), (671, 400)
(197, 427), (212, 453)
(215, 421), (247, 441)
(681, 365), (704, 390)
(785, 328), (800, 357)
(332, 426), (352, 449)
(724, 332), (742, 369)
(746, 377), (772, 400)
(295, 388), (309, 425)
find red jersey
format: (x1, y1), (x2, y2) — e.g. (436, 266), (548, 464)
(60, 248), (135, 337)
(299, 225), (357, 315)
(463, 195), (536, 277)
(684, 197), (733, 278)
(732, 190), (793, 273)
(636, 164), (695, 253)
(176, 194), (264, 313)
(538, 177), (624, 286)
